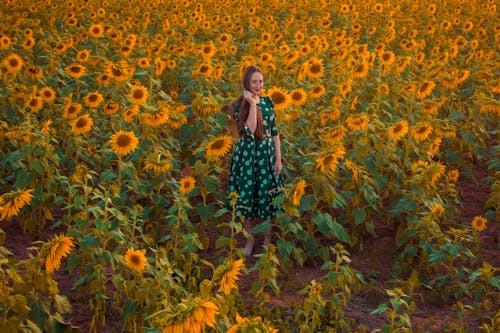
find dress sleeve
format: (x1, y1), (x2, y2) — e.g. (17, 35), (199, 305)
(233, 102), (255, 139)
(267, 97), (279, 137)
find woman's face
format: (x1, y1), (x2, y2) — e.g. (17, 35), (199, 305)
(248, 71), (264, 96)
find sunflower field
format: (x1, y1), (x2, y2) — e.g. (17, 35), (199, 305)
(1, 0), (499, 332)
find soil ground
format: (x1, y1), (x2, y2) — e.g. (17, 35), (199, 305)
(3, 162), (498, 332)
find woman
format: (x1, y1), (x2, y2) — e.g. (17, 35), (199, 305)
(228, 65), (283, 256)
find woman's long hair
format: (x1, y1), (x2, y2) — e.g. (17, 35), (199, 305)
(231, 66), (264, 139)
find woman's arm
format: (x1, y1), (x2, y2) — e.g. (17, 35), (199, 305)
(244, 92), (257, 133)
(272, 134), (282, 175)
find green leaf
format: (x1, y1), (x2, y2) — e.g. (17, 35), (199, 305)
(298, 195), (315, 211)
(122, 299), (137, 319)
(352, 207), (366, 225)
(196, 204), (214, 222)
(252, 220), (272, 233)
(488, 276), (500, 291)
(73, 276), (86, 287)
(390, 196), (417, 217)
(312, 212), (351, 243)
(370, 303), (389, 315)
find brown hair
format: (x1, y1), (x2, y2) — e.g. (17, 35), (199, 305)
(231, 66), (264, 139)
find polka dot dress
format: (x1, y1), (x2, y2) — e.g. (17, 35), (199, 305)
(228, 96), (283, 219)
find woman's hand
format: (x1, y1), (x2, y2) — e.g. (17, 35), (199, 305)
(243, 90), (256, 105)
(274, 158), (282, 175)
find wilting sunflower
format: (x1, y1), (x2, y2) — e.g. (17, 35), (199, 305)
(388, 120), (409, 141)
(162, 299), (219, 333)
(45, 235), (75, 274)
(83, 91), (104, 108)
(346, 114), (369, 131)
(338, 80), (353, 97)
(447, 169), (459, 182)
(315, 149), (346, 174)
(287, 88), (307, 107)
(428, 138), (441, 156)
(3, 53), (24, 73)
(63, 103), (83, 119)
(142, 107), (170, 126)
(291, 179), (306, 206)
(324, 125), (346, 144)
(429, 162), (446, 186)
(179, 176), (196, 195)
(109, 130), (139, 156)
(0, 188), (34, 220)
(309, 84), (326, 99)
(144, 159), (173, 175)
(227, 313), (278, 333)
(65, 64), (86, 79)
(129, 85), (149, 105)
(471, 216), (487, 232)
(267, 87), (290, 110)
(416, 80), (435, 99)
(205, 136), (232, 158)
(39, 87), (56, 103)
(192, 94), (220, 116)
(71, 114), (93, 134)
(411, 123), (433, 141)
(218, 258), (244, 295)
(124, 247), (147, 273)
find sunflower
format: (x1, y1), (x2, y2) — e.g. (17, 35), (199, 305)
(124, 248), (147, 272)
(22, 37), (36, 50)
(89, 23), (104, 37)
(416, 80), (435, 99)
(71, 114), (93, 134)
(350, 61), (369, 79)
(39, 87), (56, 103)
(3, 53), (24, 73)
(179, 176), (196, 194)
(388, 120), (409, 141)
(76, 50), (91, 63)
(396, 56), (411, 73)
(282, 50), (300, 65)
(45, 235), (75, 274)
(227, 313), (278, 333)
(205, 136), (232, 158)
(324, 125), (346, 143)
(24, 65), (43, 79)
(25, 96), (43, 112)
(411, 123), (433, 141)
(83, 91), (104, 108)
(219, 32), (232, 44)
(137, 57), (150, 68)
(192, 94), (221, 116)
(142, 107), (170, 126)
(162, 299), (219, 333)
(428, 138), (441, 156)
(380, 50), (395, 67)
(192, 61), (213, 77)
(471, 216), (488, 232)
(338, 80), (352, 96)
(346, 114), (369, 131)
(104, 102), (120, 115)
(267, 87), (290, 111)
(305, 57), (324, 79)
(289, 88), (307, 106)
(0, 188), (34, 220)
(109, 130), (139, 156)
(447, 169), (459, 182)
(123, 105), (140, 122)
(129, 85), (149, 105)
(219, 258), (244, 295)
(315, 151), (343, 174)
(431, 203), (445, 216)
(199, 41), (217, 58)
(65, 64), (86, 79)
(63, 103), (83, 119)
(309, 84), (326, 99)
(144, 159), (173, 175)
(291, 179), (306, 206)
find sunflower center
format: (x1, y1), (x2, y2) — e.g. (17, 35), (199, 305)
(133, 89), (144, 99)
(292, 92), (302, 101)
(70, 66), (81, 73)
(272, 93), (285, 104)
(130, 254), (141, 265)
(68, 105), (78, 114)
(310, 63), (321, 73)
(89, 94), (98, 102)
(9, 59), (19, 67)
(117, 134), (132, 147)
(76, 118), (88, 128)
(210, 139), (224, 150)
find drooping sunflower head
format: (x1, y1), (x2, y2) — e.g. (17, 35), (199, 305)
(109, 130), (139, 157)
(205, 135), (232, 158)
(388, 120), (409, 141)
(45, 235), (75, 274)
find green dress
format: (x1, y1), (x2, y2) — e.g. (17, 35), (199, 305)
(228, 96), (283, 219)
